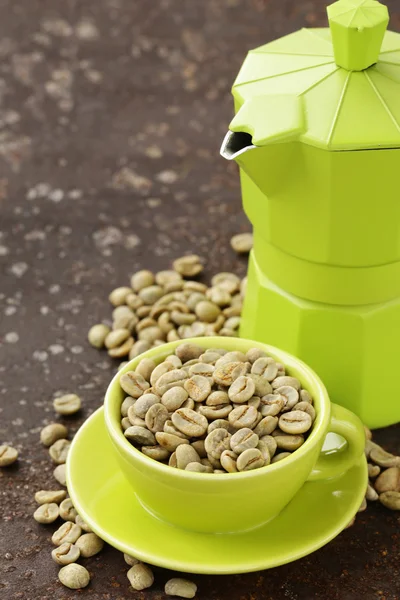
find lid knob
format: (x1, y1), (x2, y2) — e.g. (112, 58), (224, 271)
(327, 0), (389, 71)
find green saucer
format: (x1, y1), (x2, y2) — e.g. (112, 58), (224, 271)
(66, 408), (368, 575)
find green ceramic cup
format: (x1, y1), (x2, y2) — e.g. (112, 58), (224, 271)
(104, 337), (365, 534)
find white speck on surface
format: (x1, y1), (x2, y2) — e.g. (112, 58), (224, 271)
(40, 306), (50, 315)
(68, 189), (82, 199)
(71, 346), (83, 354)
(147, 197), (162, 208)
(49, 344), (64, 355)
(124, 234), (141, 249)
(48, 189), (64, 202)
(4, 306), (16, 316)
(85, 69), (103, 83)
(156, 169), (178, 184)
(0, 245), (9, 256)
(19, 399), (27, 405)
(60, 226), (72, 235)
(42, 18), (73, 37)
(4, 332), (19, 343)
(24, 230), (46, 241)
(93, 226), (123, 249)
(111, 168), (152, 192)
(75, 19), (99, 40)
(33, 350), (48, 361)
(10, 262), (28, 277)
(49, 284), (60, 294)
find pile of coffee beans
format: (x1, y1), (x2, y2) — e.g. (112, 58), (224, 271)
(88, 257), (246, 362)
(120, 343), (315, 473)
(1, 259), (392, 593)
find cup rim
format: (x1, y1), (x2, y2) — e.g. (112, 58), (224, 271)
(104, 337), (331, 481)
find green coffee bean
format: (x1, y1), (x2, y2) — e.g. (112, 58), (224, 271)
(213, 361), (248, 386)
(379, 491), (400, 510)
(211, 272), (240, 294)
(205, 428), (231, 459)
(368, 463), (380, 478)
(228, 405), (258, 429)
(272, 376), (301, 391)
(40, 423), (68, 447)
(120, 372), (150, 398)
(176, 444), (201, 469)
(105, 328), (131, 349)
(121, 396), (136, 417)
(76, 533), (104, 557)
(0, 445), (18, 466)
(75, 514), (92, 532)
(294, 401), (316, 421)
(374, 467), (400, 493)
(49, 439), (71, 464)
(185, 462), (212, 473)
(131, 270), (155, 291)
(220, 450), (238, 472)
(275, 386), (299, 411)
(124, 426), (156, 446)
(130, 340), (151, 359)
(34, 502), (59, 524)
(59, 498), (77, 521)
(228, 376), (255, 404)
(274, 433), (304, 451)
(230, 232), (253, 254)
(251, 357), (278, 381)
(127, 563), (154, 591)
(154, 369), (188, 396)
(237, 448), (264, 471)
(58, 563), (90, 589)
(246, 348), (266, 363)
(156, 432), (189, 452)
(369, 447), (400, 468)
(108, 336), (134, 358)
(162, 387), (188, 411)
(88, 323), (111, 348)
(184, 375), (211, 402)
(109, 286), (132, 306)
(259, 435), (277, 459)
(366, 484), (378, 501)
(165, 578), (197, 598)
(35, 489), (67, 505)
(124, 553), (140, 566)
(132, 394), (159, 419)
(53, 394), (81, 415)
(139, 285), (164, 305)
(206, 391), (230, 406)
(142, 445), (171, 460)
(173, 255), (203, 277)
(171, 408), (208, 437)
(145, 403), (169, 433)
(52, 542), (80, 566)
(271, 452), (292, 463)
(54, 464), (67, 486)
(52, 521), (82, 545)
(230, 428), (259, 454)
(199, 404), (233, 420)
(279, 411), (312, 435)
(250, 374), (272, 397)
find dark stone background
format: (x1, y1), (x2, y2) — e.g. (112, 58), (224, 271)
(0, 0), (399, 598)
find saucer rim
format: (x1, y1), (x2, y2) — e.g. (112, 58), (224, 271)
(67, 407), (368, 575)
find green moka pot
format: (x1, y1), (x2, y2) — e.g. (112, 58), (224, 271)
(221, 0), (400, 428)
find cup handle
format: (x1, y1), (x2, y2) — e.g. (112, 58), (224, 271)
(307, 403), (365, 482)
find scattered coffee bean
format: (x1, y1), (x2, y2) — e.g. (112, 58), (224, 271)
(59, 498), (78, 521)
(124, 553), (140, 566)
(374, 467), (400, 494)
(0, 445), (18, 466)
(76, 533), (104, 557)
(173, 255), (203, 277)
(230, 232), (253, 254)
(165, 578), (197, 598)
(127, 563), (154, 591)
(366, 484), (379, 501)
(54, 464), (67, 486)
(52, 521), (82, 545)
(75, 514), (92, 532)
(51, 542), (80, 566)
(58, 563), (90, 589)
(53, 394), (81, 415)
(40, 423), (68, 447)
(35, 489), (67, 505)
(34, 503), (59, 524)
(369, 447), (400, 468)
(379, 491), (400, 511)
(368, 463), (380, 478)
(88, 324), (111, 348)
(49, 439), (71, 464)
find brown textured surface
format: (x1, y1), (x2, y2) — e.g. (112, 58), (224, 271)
(1, 0), (400, 598)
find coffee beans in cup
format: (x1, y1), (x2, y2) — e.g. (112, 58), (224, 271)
(120, 343), (316, 473)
